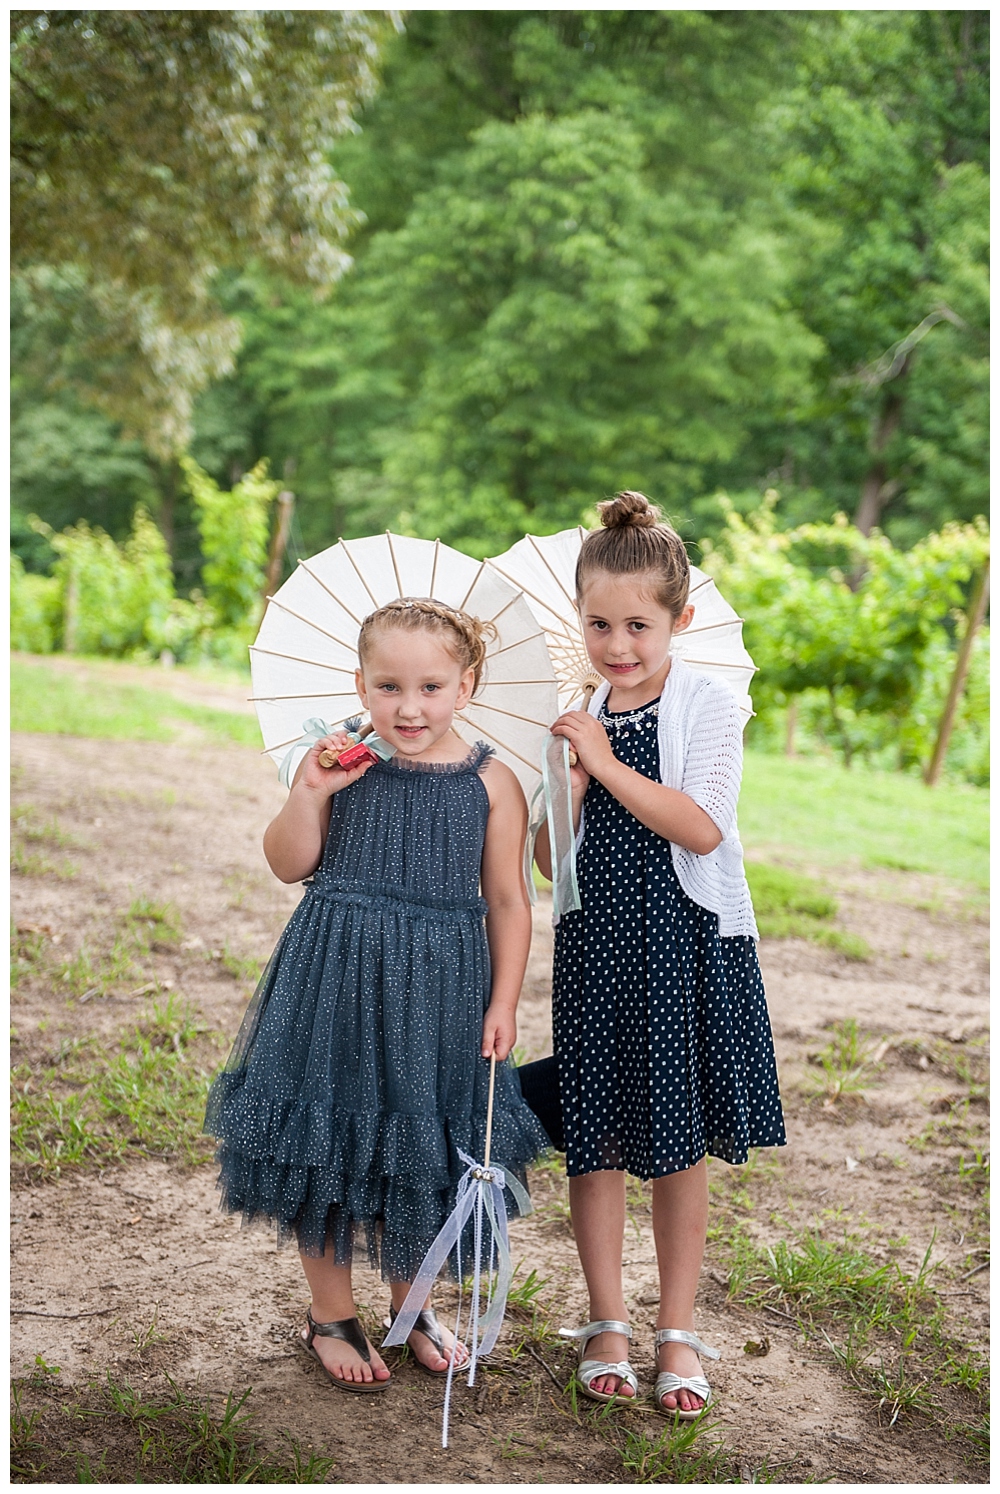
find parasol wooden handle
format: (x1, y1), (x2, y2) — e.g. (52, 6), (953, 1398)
(318, 720), (374, 768)
(567, 677), (600, 768)
(483, 1053), (497, 1170)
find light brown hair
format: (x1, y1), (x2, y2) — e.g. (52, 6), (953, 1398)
(357, 597), (496, 693)
(576, 491), (690, 617)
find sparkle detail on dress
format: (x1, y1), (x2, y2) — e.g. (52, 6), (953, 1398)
(553, 697), (786, 1180)
(204, 739), (548, 1279)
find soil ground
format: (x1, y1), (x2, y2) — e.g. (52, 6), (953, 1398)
(10, 675), (989, 1484)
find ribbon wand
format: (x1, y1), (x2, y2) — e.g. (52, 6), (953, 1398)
(382, 1052), (532, 1448)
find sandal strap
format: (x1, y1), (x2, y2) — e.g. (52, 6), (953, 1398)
(305, 1310), (371, 1362)
(655, 1371), (711, 1403)
(654, 1327), (720, 1361)
(559, 1319), (632, 1343)
(388, 1303), (445, 1357)
(579, 1359), (640, 1397)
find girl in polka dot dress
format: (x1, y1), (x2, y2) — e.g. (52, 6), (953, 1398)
(535, 492), (785, 1417)
(206, 599), (547, 1393)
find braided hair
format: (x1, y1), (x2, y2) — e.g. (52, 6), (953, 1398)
(576, 491), (690, 617)
(357, 597), (496, 693)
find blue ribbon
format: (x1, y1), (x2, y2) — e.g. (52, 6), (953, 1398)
(381, 1149), (532, 1447)
(526, 732), (581, 925)
(277, 717), (394, 789)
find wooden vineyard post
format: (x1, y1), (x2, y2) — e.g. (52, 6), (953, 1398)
(263, 490), (295, 605)
(924, 560), (989, 787)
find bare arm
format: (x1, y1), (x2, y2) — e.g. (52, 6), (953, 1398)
(479, 760), (531, 1060)
(551, 711), (723, 855)
(262, 732), (375, 883)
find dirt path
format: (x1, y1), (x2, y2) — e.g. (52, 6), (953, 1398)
(10, 730), (989, 1483)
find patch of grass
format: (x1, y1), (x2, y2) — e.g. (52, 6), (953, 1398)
(11, 657), (261, 748)
(48, 898), (184, 1000)
(12, 1373), (335, 1484)
(741, 749), (988, 890)
(220, 942), (263, 988)
(124, 896), (183, 950)
(57, 934), (135, 998)
(724, 1228), (939, 1336)
(11, 920), (47, 988)
(10, 996), (217, 1177)
(10, 1382), (47, 1481)
(824, 1335), (935, 1429)
(507, 1265), (551, 1320)
(805, 1019), (887, 1104)
(746, 863), (837, 920)
(616, 1414), (764, 1484)
(745, 862), (871, 958)
(11, 803), (80, 848)
(10, 820), (78, 880)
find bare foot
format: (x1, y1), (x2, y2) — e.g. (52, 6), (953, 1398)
(580, 1329), (635, 1398)
(302, 1322), (391, 1386)
(656, 1339), (706, 1414)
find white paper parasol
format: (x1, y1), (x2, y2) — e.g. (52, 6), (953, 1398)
(250, 533), (558, 795)
(487, 528), (756, 722)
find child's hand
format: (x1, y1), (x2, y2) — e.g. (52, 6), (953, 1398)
(482, 1003), (516, 1061)
(298, 733), (375, 797)
(551, 711), (615, 780)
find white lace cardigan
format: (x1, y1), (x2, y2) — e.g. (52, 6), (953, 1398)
(575, 657), (758, 940)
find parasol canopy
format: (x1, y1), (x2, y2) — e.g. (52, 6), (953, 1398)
(487, 527), (756, 721)
(250, 533), (559, 796)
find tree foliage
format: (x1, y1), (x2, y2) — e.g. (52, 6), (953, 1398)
(181, 458), (278, 634)
(10, 8), (393, 454)
(162, 8), (986, 559)
(701, 497), (989, 777)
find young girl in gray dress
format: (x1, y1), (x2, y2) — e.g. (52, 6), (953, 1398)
(206, 598), (547, 1392)
(535, 493), (785, 1418)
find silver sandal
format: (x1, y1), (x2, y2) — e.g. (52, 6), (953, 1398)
(559, 1319), (640, 1403)
(299, 1309), (390, 1393)
(653, 1328), (720, 1419)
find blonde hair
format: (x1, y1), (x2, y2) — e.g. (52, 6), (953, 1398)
(576, 491), (690, 617)
(357, 597), (496, 693)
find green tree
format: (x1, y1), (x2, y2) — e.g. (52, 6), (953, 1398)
(181, 458), (279, 638)
(700, 495), (989, 775)
(737, 10), (990, 545)
(193, 10), (821, 556)
(10, 8), (393, 457)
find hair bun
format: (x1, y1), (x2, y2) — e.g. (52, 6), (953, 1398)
(598, 491), (661, 530)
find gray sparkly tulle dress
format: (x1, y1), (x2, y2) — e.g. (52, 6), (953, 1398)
(204, 743), (548, 1282)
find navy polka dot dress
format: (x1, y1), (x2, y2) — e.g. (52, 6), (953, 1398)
(552, 700), (786, 1179)
(204, 744), (548, 1280)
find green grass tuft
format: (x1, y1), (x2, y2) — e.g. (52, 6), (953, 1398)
(11, 657), (261, 748)
(10, 1373), (335, 1484)
(10, 997), (217, 1177)
(745, 862), (872, 958)
(741, 749), (988, 889)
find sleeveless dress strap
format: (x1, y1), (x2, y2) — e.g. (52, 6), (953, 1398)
(470, 741), (495, 775)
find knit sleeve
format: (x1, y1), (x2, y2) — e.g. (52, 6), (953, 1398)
(681, 682), (743, 839)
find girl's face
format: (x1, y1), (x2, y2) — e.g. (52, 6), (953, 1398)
(578, 570), (694, 703)
(355, 628), (475, 758)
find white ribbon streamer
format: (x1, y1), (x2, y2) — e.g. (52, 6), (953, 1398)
(381, 1149), (532, 1447)
(525, 732), (581, 925)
